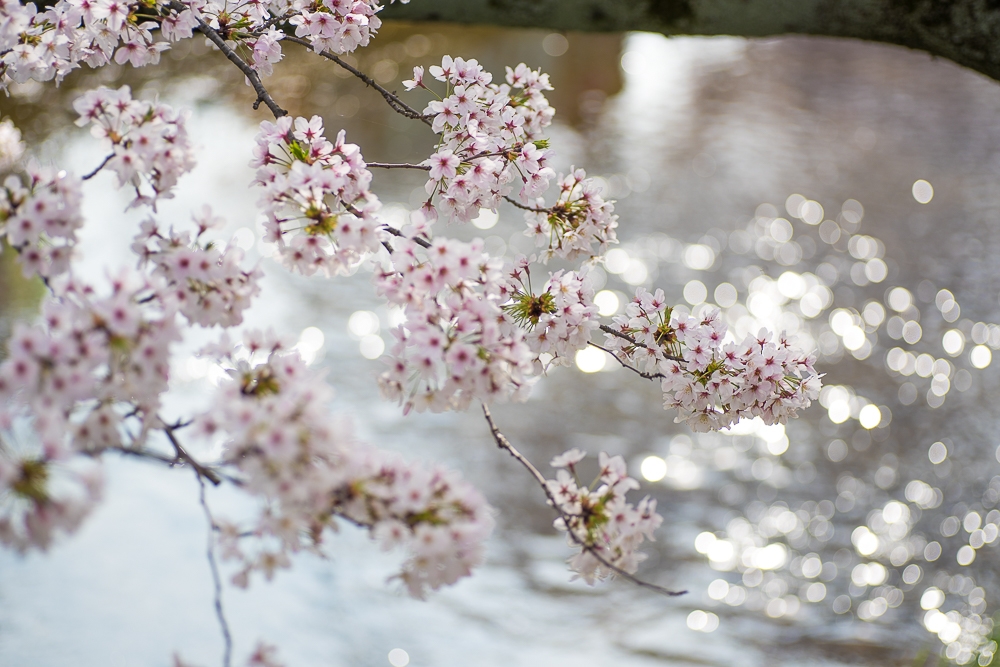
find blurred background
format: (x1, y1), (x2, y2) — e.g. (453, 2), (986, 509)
(2, 20), (1000, 667)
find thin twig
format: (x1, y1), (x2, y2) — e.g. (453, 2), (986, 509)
(281, 35), (429, 125)
(192, 14), (287, 119)
(367, 162), (431, 171)
(197, 472), (234, 667)
(82, 153), (113, 180)
(161, 418), (223, 485)
(597, 324), (684, 363)
(481, 404), (686, 597)
(588, 341), (665, 380)
(382, 224), (432, 249)
(599, 323), (647, 348)
(503, 195), (550, 213)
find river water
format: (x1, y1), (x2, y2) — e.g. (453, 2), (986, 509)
(2, 22), (1000, 667)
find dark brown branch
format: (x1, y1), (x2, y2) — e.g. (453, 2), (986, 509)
(588, 341), (665, 380)
(368, 162), (431, 171)
(161, 418), (223, 485)
(281, 35), (430, 125)
(192, 14), (287, 119)
(382, 224), (432, 249)
(598, 324), (684, 364)
(82, 153), (113, 180)
(503, 195), (551, 213)
(481, 404), (686, 598)
(196, 472), (233, 667)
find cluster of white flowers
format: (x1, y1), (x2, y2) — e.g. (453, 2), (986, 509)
(0, 166), (83, 279)
(251, 115), (382, 276)
(288, 0), (399, 56)
(375, 236), (535, 413)
(0, 0), (171, 88)
(545, 449), (662, 584)
(524, 167), (618, 263)
(131, 208), (262, 327)
(0, 273), (179, 456)
(0, 270), (181, 552)
(404, 57), (556, 222)
(501, 257), (599, 366)
(0, 117), (25, 171)
(196, 331), (494, 598)
(0, 451), (103, 553)
(604, 288), (821, 431)
(74, 85), (195, 206)
(0, 0), (410, 90)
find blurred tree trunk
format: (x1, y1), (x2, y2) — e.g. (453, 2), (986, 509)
(382, 0), (1000, 83)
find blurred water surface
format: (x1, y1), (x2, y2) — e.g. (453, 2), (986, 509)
(2, 22), (1000, 667)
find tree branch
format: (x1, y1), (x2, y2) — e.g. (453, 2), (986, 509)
(481, 404), (685, 597)
(503, 195), (551, 213)
(161, 418), (223, 486)
(192, 14), (287, 119)
(382, 224), (432, 249)
(81, 153), (113, 181)
(588, 341), (665, 380)
(196, 472), (234, 667)
(367, 162), (431, 170)
(381, 0), (1000, 86)
(281, 35), (431, 124)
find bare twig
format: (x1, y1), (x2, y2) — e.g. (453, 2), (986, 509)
(503, 195), (550, 213)
(481, 404), (686, 597)
(197, 472), (234, 667)
(161, 418), (223, 486)
(382, 224), (432, 249)
(281, 35), (430, 125)
(82, 153), (113, 180)
(368, 162), (431, 171)
(597, 325), (684, 364)
(588, 341), (665, 380)
(191, 13), (287, 119)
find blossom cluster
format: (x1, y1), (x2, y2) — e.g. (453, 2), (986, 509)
(0, 272), (180, 551)
(605, 288), (821, 431)
(375, 236), (535, 413)
(131, 208), (262, 328)
(0, 117), (24, 171)
(501, 257), (599, 367)
(251, 115), (382, 276)
(0, 0), (409, 91)
(196, 331), (495, 598)
(74, 85), (195, 206)
(0, 0), (169, 87)
(0, 449), (103, 552)
(545, 449), (662, 584)
(0, 166), (83, 279)
(524, 168), (619, 263)
(405, 57), (556, 222)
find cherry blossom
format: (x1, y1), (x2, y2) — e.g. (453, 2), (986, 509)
(605, 287), (821, 431)
(545, 449), (663, 584)
(0, 117), (24, 171)
(131, 207), (263, 328)
(502, 257), (600, 367)
(375, 236), (535, 413)
(523, 167), (618, 263)
(251, 115), (382, 275)
(73, 86), (196, 206)
(407, 57), (556, 222)
(0, 271), (180, 459)
(0, 166), (83, 279)
(196, 331), (495, 598)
